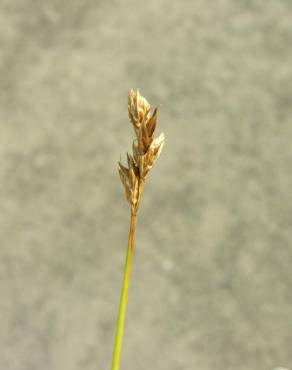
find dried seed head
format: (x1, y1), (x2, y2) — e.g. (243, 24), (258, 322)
(119, 89), (165, 214)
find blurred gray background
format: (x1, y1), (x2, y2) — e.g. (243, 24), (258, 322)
(0, 1), (292, 370)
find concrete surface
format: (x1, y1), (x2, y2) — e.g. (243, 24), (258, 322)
(0, 1), (292, 369)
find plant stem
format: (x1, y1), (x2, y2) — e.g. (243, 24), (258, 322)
(111, 212), (137, 370)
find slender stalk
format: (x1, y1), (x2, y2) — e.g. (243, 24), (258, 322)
(111, 212), (137, 370)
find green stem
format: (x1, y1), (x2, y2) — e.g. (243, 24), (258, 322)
(111, 212), (137, 370)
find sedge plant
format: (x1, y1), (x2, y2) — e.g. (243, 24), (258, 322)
(111, 89), (165, 370)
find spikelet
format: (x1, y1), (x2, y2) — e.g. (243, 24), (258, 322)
(119, 89), (165, 214)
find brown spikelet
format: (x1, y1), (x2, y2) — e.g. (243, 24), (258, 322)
(132, 141), (139, 165)
(140, 133), (165, 178)
(119, 89), (165, 215)
(118, 163), (131, 203)
(147, 107), (158, 138)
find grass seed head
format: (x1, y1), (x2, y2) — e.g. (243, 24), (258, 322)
(119, 89), (165, 214)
